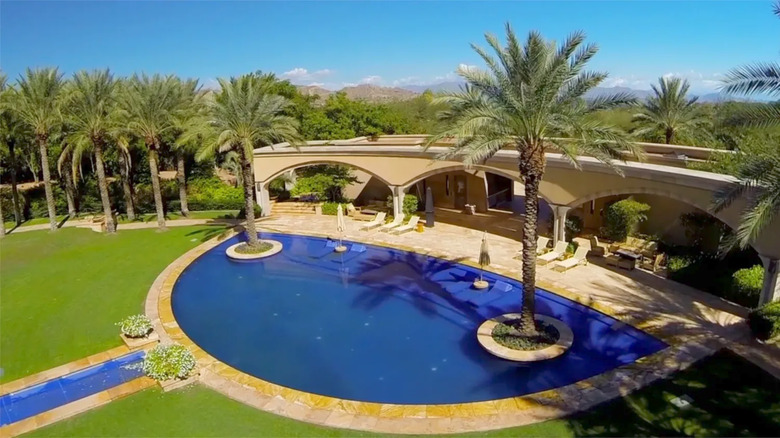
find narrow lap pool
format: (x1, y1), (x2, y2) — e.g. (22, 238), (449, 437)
(172, 233), (666, 405)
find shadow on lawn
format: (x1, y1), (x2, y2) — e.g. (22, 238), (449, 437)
(184, 224), (236, 242)
(562, 349), (780, 437)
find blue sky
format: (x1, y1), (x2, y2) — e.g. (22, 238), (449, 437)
(1, 1), (777, 93)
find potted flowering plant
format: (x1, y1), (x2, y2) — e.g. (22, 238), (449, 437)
(116, 314), (158, 349)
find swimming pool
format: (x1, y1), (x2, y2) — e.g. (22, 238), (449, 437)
(172, 233), (666, 405)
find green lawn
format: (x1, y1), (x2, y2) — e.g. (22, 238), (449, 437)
(0, 225), (231, 382)
(3, 216), (68, 229)
(3, 210), (239, 230)
(24, 350), (780, 437)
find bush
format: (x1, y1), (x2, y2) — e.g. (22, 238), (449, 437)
(116, 314), (153, 338)
(385, 194), (419, 216)
(565, 215), (583, 239)
(237, 204), (262, 219)
(143, 343), (196, 381)
(748, 301), (780, 341)
(186, 177), (244, 210)
(0, 188), (25, 222)
(321, 202), (348, 215)
(732, 265), (764, 301)
(602, 198), (650, 242)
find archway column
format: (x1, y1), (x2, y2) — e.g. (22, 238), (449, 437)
(550, 205), (570, 245)
(255, 182), (271, 217)
(759, 256), (780, 305)
(390, 185), (405, 217)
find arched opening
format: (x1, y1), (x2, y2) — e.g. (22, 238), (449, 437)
(265, 161), (392, 215)
(401, 165), (555, 240)
(566, 190), (763, 308)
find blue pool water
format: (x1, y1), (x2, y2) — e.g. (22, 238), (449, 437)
(0, 351), (145, 426)
(173, 233), (667, 404)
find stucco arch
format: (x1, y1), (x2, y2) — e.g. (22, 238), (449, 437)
(260, 159), (394, 188)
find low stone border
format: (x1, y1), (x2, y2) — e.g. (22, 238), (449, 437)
(120, 331), (159, 349)
(144, 227), (727, 434)
(477, 314), (573, 362)
(225, 240), (283, 260)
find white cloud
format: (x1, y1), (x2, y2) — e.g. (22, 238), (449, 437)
(307, 82), (325, 87)
(280, 68), (333, 83)
(457, 63), (478, 74)
(392, 76), (419, 86)
(360, 75), (382, 85)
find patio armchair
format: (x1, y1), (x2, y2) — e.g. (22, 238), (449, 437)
(589, 236), (610, 257)
(641, 253), (666, 273)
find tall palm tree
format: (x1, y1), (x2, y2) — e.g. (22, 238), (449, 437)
(714, 1), (780, 250)
(0, 73), (25, 225)
(64, 69), (120, 233)
(428, 26), (640, 335)
(199, 74), (302, 248)
(171, 78), (204, 217)
(56, 138), (78, 218)
(13, 68), (64, 231)
(632, 77), (711, 145)
(120, 74), (181, 230)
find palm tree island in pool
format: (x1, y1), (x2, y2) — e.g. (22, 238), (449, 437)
(429, 25), (641, 336)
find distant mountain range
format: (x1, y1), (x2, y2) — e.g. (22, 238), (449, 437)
(297, 83), (751, 103)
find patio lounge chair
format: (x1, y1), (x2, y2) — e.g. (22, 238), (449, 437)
(514, 236), (550, 259)
(537, 241), (568, 265)
(358, 212), (387, 230)
(390, 216), (419, 235)
(347, 203), (374, 221)
(552, 246), (589, 272)
(466, 280), (513, 306)
(378, 215), (404, 232)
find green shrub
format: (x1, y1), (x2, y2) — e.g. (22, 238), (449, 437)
(237, 204), (262, 219)
(602, 198), (650, 242)
(385, 194), (419, 216)
(667, 254), (760, 307)
(0, 188), (25, 222)
(565, 215), (583, 239)
(186, 178), (244, 210)
(321, 202), (348, 215)
(116, 314), (153, 338)
(748, 301), (780, 341)
(732, 265), (764, 301)
(143, 343), (196, 381)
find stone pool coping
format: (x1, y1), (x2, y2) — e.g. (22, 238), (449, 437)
(477, 314), (573, 362)
(144, 228), (727, 435)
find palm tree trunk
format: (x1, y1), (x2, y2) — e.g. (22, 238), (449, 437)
(239, 146), (259, 247)
(665, 128), (673, 144)
(93, 140), (115, 233)
(519, 166), (541, 337)
(0, 194), (5, 238)
(62, 155), (77, 219)
(119, 152), (135, 221)
(147, 147), (166, 230)
(176, 149), (189, 216)
(38, 134), (57, 231)
(9, 142), (22, 225)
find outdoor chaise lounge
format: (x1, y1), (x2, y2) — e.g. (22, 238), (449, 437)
(390, 216), (419, 235)
(514, 236), (551, 259)
(358, 212), (387, 230)
(378, 215), (404, 232)
(347, 203), (375, 221)
(552, 246), (589, 272)
(537, 241), (568, 265)
(464, 280), (513, 306)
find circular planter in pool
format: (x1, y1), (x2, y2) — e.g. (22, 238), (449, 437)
(225, 240), (282, 260)
(173, 232), (666, 405)
(476, 314), (573, 362)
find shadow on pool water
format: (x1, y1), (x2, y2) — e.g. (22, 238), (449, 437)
(172, 232), (667, 405)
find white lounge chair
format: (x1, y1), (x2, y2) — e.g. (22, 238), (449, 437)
(378, 215), (404, 232)
(358, 212), (387, 230)
(537, 241), (568, 265)
(552, 246), (589, 272)
(390, 216), (420, 235)
(514, 236), (551, 259)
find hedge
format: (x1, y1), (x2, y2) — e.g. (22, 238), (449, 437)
(748, 300), (780, 341)
(321, 202), (349, 216)
(667, 255), (762, 307)
(602, 198), (650, 242)
(732, 266), (764, 301)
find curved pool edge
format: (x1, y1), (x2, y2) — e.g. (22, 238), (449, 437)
(144, 227), (718, 435)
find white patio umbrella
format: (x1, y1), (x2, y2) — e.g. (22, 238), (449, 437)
(335, 205), (347, 252)
(474, 231), (491, 289)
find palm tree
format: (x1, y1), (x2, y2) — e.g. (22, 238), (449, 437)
(13, 68), (64, 231)
(56, 138), (78, 218)
(64, 69), (120, 233)
(714, 1), (780, 249)
(116, 135), (136, 221)
(632, 77), (711, 145)
(120, 74), (181, 230)
(171, 78), (204, 217)
(428, 26), (640, 336)
(0, 73), (25, 226)
(200, 73), (302, 248)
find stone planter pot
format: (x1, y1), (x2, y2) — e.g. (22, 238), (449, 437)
(476, 314), (573, 362)
(158, 374), (197, 392)
(226, 240), (283, 260)
(120, 330), (159, 350)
